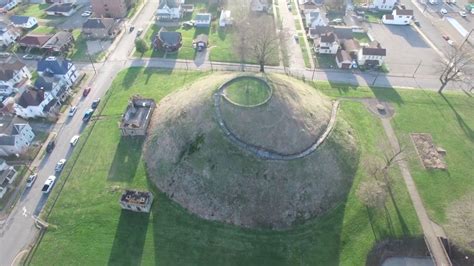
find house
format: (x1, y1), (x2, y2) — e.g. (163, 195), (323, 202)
(120, 190), (154, 213)
(181, 4), (194, 14)
(37, 56), (78, 86)
(2, 0), (18, 11)
(308, 25), (353, 40)
(0, 116), (35, 156)
(119, 96), (155, 136)
(18, 34), (53, 50)
(153, 27), (182, 52)
(14, 88), (57, 118)
(156, 0), (181, 21)
(314, 32), (339, 54)
(0, 56), (31, 92)
(82, 18), (118, 39)
(45, 3), (77, 16)
(10, 16), (38, 29)
(219, 10), (232, 27)
(0, 22), (21, 47)
(251, 0), (270, 12)
(382, 6), (414, 25)
(336, 49), (353, 69)
(42, 31), (74, 52)
(194, 13), (212, 28)
(34, 75), (70, 102)
(305, 9), (327, 28)
(340, 38), (360, 56)
(372, 0), (397, 10)
(358, 41), (386, 67)
(299, 0), (324, 11)
(193, 34), (208, 51)
(0, 159), (17, 198)
(91, 0), (133, 18)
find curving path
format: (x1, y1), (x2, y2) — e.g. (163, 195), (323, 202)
(213, 79), (340, 161)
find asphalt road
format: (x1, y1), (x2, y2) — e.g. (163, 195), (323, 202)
(0, 0), (159, 265)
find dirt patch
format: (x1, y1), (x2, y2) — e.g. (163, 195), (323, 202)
(410, 133), (446, 170)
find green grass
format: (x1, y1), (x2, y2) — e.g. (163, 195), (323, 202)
(290, 0), (297, 15)
(294, 19), (302, 31)
(315, 53), (337, 69)
(69, 30), (104, 62)
(15, 4), (48, 18)
(224, 78), (271, 106)
(298, 35), (311, 68)
(31, 26), (55, 35)
(353, 32), (371, 43)
(30, 68), (422, 265)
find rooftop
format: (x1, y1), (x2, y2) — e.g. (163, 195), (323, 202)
(0, 116), (29, 146)
(18, 34), (53, 47)
(83, 18), (115, 29)
(0, 57), (26, 81)
(10, 15), (34, 25)
(120, 97), (155, 129)
(45, 3), (76, 13)
(42, 31), (73, 50)
(120, 190), (153, 207)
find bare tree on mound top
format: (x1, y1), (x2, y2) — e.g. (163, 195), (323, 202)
(438, 45), (474, 93)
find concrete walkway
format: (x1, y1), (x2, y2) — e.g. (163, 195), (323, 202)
(380, 118), (451, 266)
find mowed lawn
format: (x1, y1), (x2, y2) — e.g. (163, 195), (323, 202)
(314, 82), (474, 237)
(31, 68), (421, 265)
(224, 78), (271, 106)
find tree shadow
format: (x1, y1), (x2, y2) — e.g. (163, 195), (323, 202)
(107, 210), (150, 266)
(107, 137), (144, 182)
(121, 68), (141, 90)
(387, 185), (410, 236)
(439, 93), (474, 141)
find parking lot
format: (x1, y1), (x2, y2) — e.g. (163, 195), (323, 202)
(367, 23), (441, 76)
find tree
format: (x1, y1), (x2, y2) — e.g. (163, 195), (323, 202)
(356, 179), (388, 209)
(247, 16), (280, 72)
(135, 38), (149, 54)
(437, 45), (474, 93)
(231, 0), (252, 68)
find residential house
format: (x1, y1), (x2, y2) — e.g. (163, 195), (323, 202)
(372, 0), (397, 10)
(42, 31), (74, 52)
(358, 41), (386, 67)
(193, 34), (208, 51)
(18, 34), (53, 50)
(0, 22), (21, 47)
(0, 116), (35, 156)
(219, 10), (232, 27)
(34, 75), (70, 102)
(0, 159), (17, 198)
(0, 56), (31, 94)
(153, 27), (182, 52)
(119, 96), (155, 136)
(91, 0), (133, 18)
(119, 190), (154, 213)
(194, 13), (212, 28)
(251, 0), (270, 12)
(37, 56), (78, 86)
(340, 38), (360, 57)
(2, 0), (18, 11)
(314, 32), (339, 54)
(156, 0), (181, 21)
(336, 49), (353, 69)
(45, 3), (77, 16)
(181, 4), (194, 14)
(82, 18), (118, 39)
(382, 6), (414, 25)
(14, 88), (56, 118)
(308, 25), (353, 40)
(10, 16), (38, 29)
(305, 9), (327, 28)
(298, 0), (324, 12)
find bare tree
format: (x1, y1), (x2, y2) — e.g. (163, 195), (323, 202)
(437, 45), (474, 93)
(230, 0), (251, 68)
(247, 16), (280, 72)
(357, 179), (388, 209)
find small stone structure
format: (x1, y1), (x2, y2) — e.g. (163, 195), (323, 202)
(119, 96), (156, 136)
(411, 133), (446, 170)
(119, 190), (153, 213)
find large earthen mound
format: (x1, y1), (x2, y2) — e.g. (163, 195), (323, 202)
(144, 73), (359, 229)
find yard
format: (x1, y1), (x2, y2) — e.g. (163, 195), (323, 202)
(14, 4), (48, 19)
(298, 34), (311, 68)
(30, 68), (423, 265)
(31, 26), (56, 35)
(353, 32), (371, 43)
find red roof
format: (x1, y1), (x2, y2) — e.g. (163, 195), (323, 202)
(18, 34), (53, 47)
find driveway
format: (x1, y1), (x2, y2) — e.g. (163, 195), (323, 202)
(367, 23), (441, 76)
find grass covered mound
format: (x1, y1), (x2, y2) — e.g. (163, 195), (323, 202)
(144, 73), (359, 229)
(223, 77), (271, 106)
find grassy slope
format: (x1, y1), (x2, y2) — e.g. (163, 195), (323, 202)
(225, 78), (270, 106)
(31, 69), (421, 265)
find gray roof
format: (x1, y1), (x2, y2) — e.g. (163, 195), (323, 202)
(158, 0), (179, 9)
(120, 97), (155, 129)
(195, 13), (211, 22)
(395, 6), (414, 16)
(0, 116), (29, 146)
(45, 3), (75, 13)
(309, 26), (353, 40)
(336, 49), (351, 62)
(0, 57), (26, 81)
(83, 18), (115, 29)
(42, 31), (73, 50)
(157, 27), (181, 45)
(17, 89), (44, 108)
(10, 15), (33, 25)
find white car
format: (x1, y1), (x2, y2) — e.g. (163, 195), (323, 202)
(68, 105), (77, 117)
(447, 39), (455, 46)
(41, 176), (56, 194)
(26, 173), (37, 187)
(55, 159), (67, 172)
(459, 11), (467, 17)
(440, 8), (448, 14)
(81, 11), (92, 17)
(70, 135), (80, 146)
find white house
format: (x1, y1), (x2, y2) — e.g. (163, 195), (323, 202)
(219, 10), (232, 27)
(382, 6), (414, 25)
(0, 116), (35, 157)
(156, 0), (181, 21)
(0, 159), (17, 198)
(0, 23), (20, 47)
(194, 13), (212, 28)
(34, 75), (70, 102)
(45, 3), (77, 17)
(37, 57), (78, 87)
(314, 32), (339, 54)
(10, 15), (38, 29)
(251, 0), (270, 12)
(2, 0), (18, 11)
(0, 57), (32, 91)
(305, 9), (327, 28)
(358, 41), (386, 67)
(14, 88), (57, 118)
(372, 0), (397, 10)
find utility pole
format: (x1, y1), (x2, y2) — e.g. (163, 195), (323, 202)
(312, 67), (316, 80)
(460, 29), (473, 48)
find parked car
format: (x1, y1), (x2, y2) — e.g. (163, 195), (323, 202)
(459, 11), (467, 17)
(55, 159), (66, 172)
(136, 28), (143, 36)
(22, 54), (35, 60)
(83, 108), (94, 122)
(0, 52), (10, 58)
(91, 98), (101, 109)
(41, 176), (56, 194)
(182, 21), (194, 27)
(331, 18), (344, 24)
(294, 34), (299, 42)
(442, 34), (450, 40)
(447, 39), (455, 46)
(129, 26), (135, 32)
(83, 87), (91, 97)
(81, 10), (92, 17)
(68, 105), (77, 117)
(26, 173), (37, 187)
(70, 135), (80, 146)
(287, 4), (292, 10)
(440, 8), (448, 14)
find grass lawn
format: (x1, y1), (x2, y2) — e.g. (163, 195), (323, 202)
(68, 30), (104, 62)
(353, 32), (371, 43)
(315, 53), (337, 69)
(14, 4), (48, 18)
(298, 34), (311, 68)
(31, 26), (55, 34)
(30, 68), (422, 265)
(364, 11), (389, 24)
(224, 77), (271, 106)
(294, 18), (302, 31)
